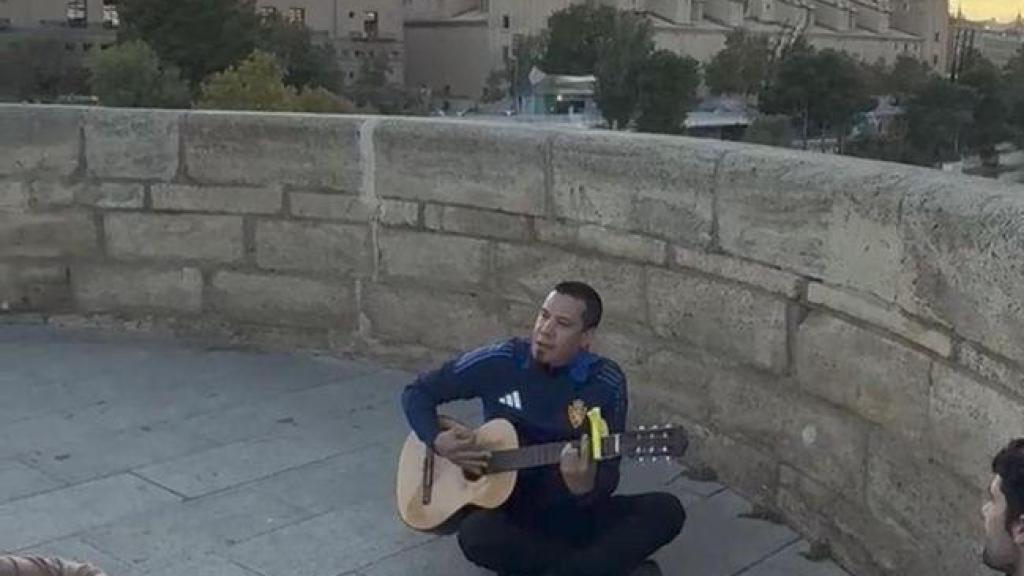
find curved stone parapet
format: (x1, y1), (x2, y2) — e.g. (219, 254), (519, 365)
(3, 103), (1023, 576)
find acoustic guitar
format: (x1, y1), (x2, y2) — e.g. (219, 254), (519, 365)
(396, 415), (689, 533)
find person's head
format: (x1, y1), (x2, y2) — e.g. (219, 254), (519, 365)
(530, 281), (602, 368)
(983, 439), (1024, 574)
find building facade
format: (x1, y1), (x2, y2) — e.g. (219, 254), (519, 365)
(404, 0), (950, 100)
(0, 0), (117, 52)
(949, 12), (1024, 72)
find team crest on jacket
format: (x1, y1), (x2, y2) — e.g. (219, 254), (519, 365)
(567, 399), (587, 429)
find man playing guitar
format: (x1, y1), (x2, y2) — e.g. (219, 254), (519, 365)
(401, 281), (685, 576)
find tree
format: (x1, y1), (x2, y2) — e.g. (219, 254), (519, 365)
(904, 77), (975, 165)
(346, 54), (423, 115)
(482, 68), (507, 103)
(256, 13), (343, 92)
(88, 40), (190, 108)
(541, 3), (618, 75)
(118, 0), (260, 88)
(887, 55), (934, 102)
(761, 39), (819, 147)
(0, 38), (90, 102)
(1003, 46), (1024, 146)
(635, 50), (700, 134)
(960, 54), (1009, 165)
(704, 29), (772, 98)
(507, 32), (547, 109)
(593, 10), (654, 129)
(197, 50), (294, 111)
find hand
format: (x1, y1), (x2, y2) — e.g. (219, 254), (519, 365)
(433, 424), (491, 476)
(560, 434), (597, 495)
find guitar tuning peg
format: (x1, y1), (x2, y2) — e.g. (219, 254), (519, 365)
(639, 425), (646, 431)
(662, 446), (668, 453)
(639, 457), (646, 464)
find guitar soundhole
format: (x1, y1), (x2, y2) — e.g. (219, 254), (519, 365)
(462, 469), (483, 482)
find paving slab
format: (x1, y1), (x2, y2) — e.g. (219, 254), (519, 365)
(0, 324), (851, 576)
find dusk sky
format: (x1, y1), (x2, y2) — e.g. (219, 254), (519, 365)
(957, 0), (1023, 21)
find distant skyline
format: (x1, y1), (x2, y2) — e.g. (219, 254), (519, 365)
(955, 0), (1023, 22)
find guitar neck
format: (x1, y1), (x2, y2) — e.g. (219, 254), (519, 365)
(487, 435), (621, 473)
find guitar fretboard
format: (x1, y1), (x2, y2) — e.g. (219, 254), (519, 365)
(486, 436), (619, 473)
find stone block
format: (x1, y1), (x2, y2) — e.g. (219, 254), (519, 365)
(0, 263), (70, 312)
(537, 219), (666, 264)
(0, 180), (29, 210)
(85, 108), (180, 180)
(0, 211), (97, 258)
(379, 199), (419, 227)
(898, 177), (1024, 367)
(865, 430), (983, 576)
(673, 246), (802, 299)
(75, 182), (145, 209)
(290, 192), (373, 222)
(795, 312), (932, 442)
(423, 204), (530, 241)
(379, 230), (488, 287)
(648, 268), (788, 372)
(152, 184), (282, 214)
(255, 220), (368, 275)
(375, 120), (546, 215)
(691, 432), (779, 507)
(717, 146), (905, 300)
(493, 243), (646, 321)
(551, 131), (720, 246)
(807, 282), (951, 357)
(105, 213), (243, 263)
(707, 361), (791, 444)
(210, 272), (355, 328)
(183, 112), (362, 190)
(633, 346), (713, 424)
(363, 284), (507, 352)
(0, 105), (81, 177)
(73, 265), (203, 314)
(778, 397), (868, 498)
(930, 363), (1024, 487)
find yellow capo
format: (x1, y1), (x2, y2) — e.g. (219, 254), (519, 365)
(586, 407), (609, 461)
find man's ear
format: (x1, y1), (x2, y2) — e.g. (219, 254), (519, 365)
(580, 328), (595, 350)
(1011, 516), (1024, 546)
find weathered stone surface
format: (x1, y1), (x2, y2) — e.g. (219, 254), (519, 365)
(778, 397), (868, 498)
(85, 108), (180, 180)
(648, 268), (788, 372)
(184, 112), (362, 190)
(423, 205), (530, 241)
(75, 182), (145, 209)
(105, 213), (243, 263)
(898, 178), (1024, 367)
(0, 263), (69, 311)
(537, 220), (666, 264)
(0, 211), (97, 258)
(707, 361), (791, 444)
(23, 180), (76, 208)
(493, 244), (646, 321)
(210, 272), (355, 328)
(255, 220), (368, 275)
(958, 341), (1024, 401)
(673, 247), (802, 298)
(73, 265), (202, 313)
(375, 120), (546, 215)
(866, 430), (982, 576)
(637, 346), (715, 424)
(807, 282), (951, 357)
(0, 180), (29, 210)
(290, 192), (373, 222)
(0, 105), (81, 177)
(697, 433), (779, 505)
(152, 184), (281, 214)
(930, 363), (1024, 486)
(379, 230), (487, 286)
(795, 312), (932, 441)
(363, 284), (507, 351)
(380, 199), (419, 227)
(717, 147), (905, 300)
(551, 131), (719, 246)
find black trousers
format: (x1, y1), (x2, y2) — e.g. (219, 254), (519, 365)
(457, 492), (685, 576)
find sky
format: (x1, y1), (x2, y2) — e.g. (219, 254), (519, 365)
(956, 0), (1023, 22)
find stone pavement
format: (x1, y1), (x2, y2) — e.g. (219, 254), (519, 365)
(0, 323), (851, 576)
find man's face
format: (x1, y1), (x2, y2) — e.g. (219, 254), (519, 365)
(983, 475), (1023, 573)
(530, 291), (593, 368)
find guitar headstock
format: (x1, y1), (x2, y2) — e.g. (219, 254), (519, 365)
(619, 424), (689, 463)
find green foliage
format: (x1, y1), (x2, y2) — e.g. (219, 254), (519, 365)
(904, 77), (975, 165)
(635, 50), (700, 134)
(743, 114), (796, 147)
(887, 55), (935, 101)
(0, 38), (91, 102)
(118, 0), (260, 87)
(292, 86), (355, 113)
(540, 3), (618, 75)
(704, 29), (773, 97)
(256, 13), (343, 92)
(593, 10), (654, 129)
(87, 40), (190, 108)
(482, 68), (507, 102)
(346, 54), (425, 115)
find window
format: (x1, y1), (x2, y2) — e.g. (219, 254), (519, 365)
(934, 32), (940, 42)
(102, 2), (119, 28)
(502, 14), (510, 29)
(933, 54), (939, 65)
(364, 11), (379, 37)
(66, 0), (86, 26)
(258, 6), (278, 22)
(349, 11), (355, 18)
(502, 45), (509, 60)
(287, 7), (306, 24)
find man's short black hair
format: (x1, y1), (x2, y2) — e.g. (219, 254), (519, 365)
(993, 439), (1024, 531)
(553, 281), (602, 331)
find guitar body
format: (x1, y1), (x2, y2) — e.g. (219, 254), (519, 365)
(396, 418), (519, 533)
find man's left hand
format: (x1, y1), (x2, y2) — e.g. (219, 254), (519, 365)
(560, 435), (597, 495)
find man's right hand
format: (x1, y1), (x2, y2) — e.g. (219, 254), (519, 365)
(433, 425), (491, 476)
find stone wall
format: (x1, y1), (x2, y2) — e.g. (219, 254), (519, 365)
(4, 104), (1024, 576)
